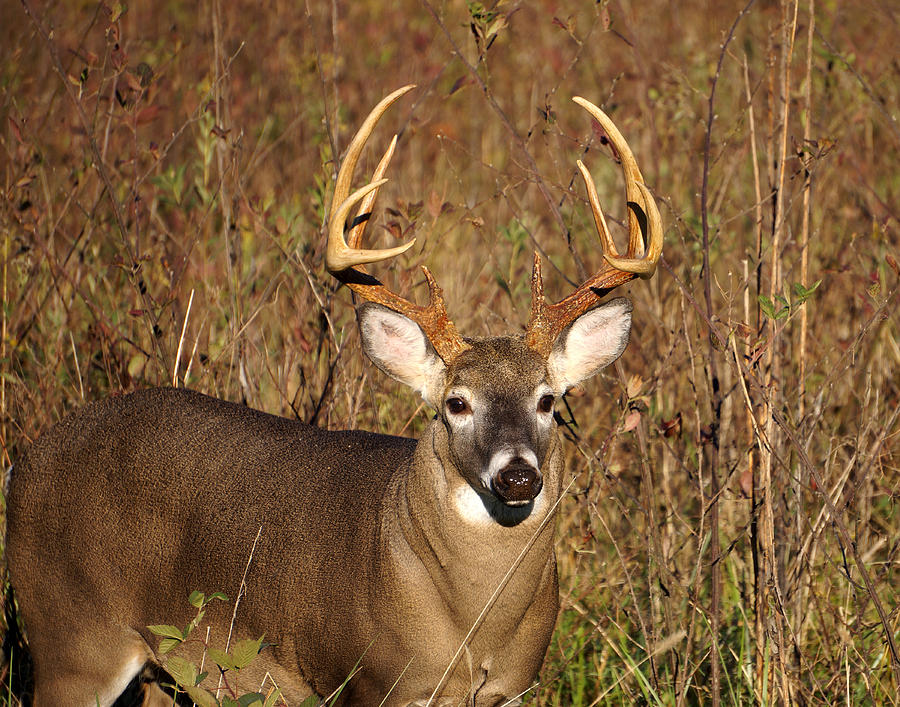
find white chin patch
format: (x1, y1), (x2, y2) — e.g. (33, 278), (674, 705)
(453, 484), (493, 526)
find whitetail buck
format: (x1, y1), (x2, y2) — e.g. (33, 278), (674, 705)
(5, 85), (661, 706)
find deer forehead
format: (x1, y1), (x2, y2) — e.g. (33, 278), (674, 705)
(443, 336), (549, 398)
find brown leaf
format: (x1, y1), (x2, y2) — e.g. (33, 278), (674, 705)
(623, 410), (641, 432)
(738, 467), (753, 497)
(135, 105), (161, 126)
(123, 71), (143, 93)
(427, 190), (442, 220)
(8, 116), (23, 143)
(296, 327), (312, 354)
(449, 75), (468, 95)
(407, 200), (423, 221)
(659, 412), (682, 438)
(384, 221), (403, 240)
(734, 322), (753, 339)
(887, 253), (899, 278)
(626, 374), (643, 399)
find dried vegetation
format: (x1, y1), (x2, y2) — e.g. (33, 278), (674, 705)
(1, 0), (898, 704)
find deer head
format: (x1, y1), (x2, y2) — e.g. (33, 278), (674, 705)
(326, 85), (662, 518)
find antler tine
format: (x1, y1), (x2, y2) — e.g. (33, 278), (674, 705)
(346, 134), (398, 250)
(572, 96), (663, 275)
(326, 85), (417, 273)
(576, 159), (618, 258)
(325, 86), (471, 364)
(525, 98), (663, 357)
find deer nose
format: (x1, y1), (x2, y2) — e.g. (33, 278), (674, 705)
(491, 458), (543, 506)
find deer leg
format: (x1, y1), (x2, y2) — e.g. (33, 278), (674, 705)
(142, 680), (177, 707)
(29, 625), (154, 707)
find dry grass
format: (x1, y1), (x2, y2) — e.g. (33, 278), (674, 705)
(1, 0), (898, 704)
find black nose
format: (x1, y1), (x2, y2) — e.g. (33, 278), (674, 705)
(492, 458), (543, 505)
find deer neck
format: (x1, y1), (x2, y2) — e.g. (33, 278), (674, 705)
(375, 418), (562, 621)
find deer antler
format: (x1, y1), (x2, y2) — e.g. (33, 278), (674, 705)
(326, 85), (471, 364)
(525, 97), (663, 357)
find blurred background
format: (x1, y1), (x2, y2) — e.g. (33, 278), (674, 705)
(1, 0), (898, 704)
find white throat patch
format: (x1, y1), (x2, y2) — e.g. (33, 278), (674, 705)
(453, 484), (494, 526)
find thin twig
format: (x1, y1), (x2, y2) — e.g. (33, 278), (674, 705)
(20, 0), (171, 377)
(216, 525), (264, 700)
(698, 2), (756, 701)
(173, 288), (196, 387)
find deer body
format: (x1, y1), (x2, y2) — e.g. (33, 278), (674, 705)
(7, 379), (561, 705)
(5, 86), (662, 706)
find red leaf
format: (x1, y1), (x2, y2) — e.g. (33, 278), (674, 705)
(135, 105), (161, 125)
(8, 116), (23, 143)
(739, 468), (753, 497)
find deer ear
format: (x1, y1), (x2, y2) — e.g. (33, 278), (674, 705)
(358, 303), (446, 406)
(547, 297), (633, 391)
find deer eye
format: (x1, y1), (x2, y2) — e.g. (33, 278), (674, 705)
(537, 394), (555, 414)
(446, 397), (470, 415)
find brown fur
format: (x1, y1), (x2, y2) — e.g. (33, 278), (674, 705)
(7, 382), (561, 705)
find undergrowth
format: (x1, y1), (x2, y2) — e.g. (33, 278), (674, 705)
(1, 0), (898, 704)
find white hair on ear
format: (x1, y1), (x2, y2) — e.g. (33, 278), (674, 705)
(358, 304), (446, 406)
(548, 297), (633, 391)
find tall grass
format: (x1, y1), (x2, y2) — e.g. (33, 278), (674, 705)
(1, 0), (898, 704)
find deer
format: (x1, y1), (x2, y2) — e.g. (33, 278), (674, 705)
(5, 85), (662, 707)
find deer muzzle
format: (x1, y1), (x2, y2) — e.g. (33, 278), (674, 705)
(491, 458), (543, 506)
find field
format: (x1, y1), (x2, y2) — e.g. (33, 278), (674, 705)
(1, 0), (898, 704)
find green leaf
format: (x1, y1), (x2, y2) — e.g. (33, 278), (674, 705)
(159, 637), (181, 655)
(486, 15), (508, 40)
(493, 271), (512, 298)
(792, 279), (822, 303)
(298, 697), (320, 707)
(148, 624), (185, 640)
(110, 3), (128, 23)
(208, 647), (237, 672)
(264, 689), (284, 707)
(166, 656), (199, 688)
(237, 694), (265, 707)
(758, 295), (777, 319)
(185, 684), (220, 707)
(232, 637), (263, 670)
(188, 590), (206, 608)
